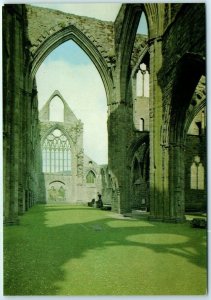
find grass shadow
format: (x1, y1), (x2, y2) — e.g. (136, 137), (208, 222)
(4, 204), (207, 295)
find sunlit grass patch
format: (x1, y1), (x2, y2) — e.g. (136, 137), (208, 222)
(4, 204), (207, 295)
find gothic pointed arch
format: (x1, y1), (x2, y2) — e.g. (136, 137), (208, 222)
(49, 96), (64, 122)
(41, 123), (75, 150)
(169, 53), (205, 145)
(128, 134), (149, 210)
(86, 170), (96, 184)
(39, 90), (78, 124)
(127, 134), (149, 165)
(184, 76), (206, 136)
(30, 25), (113, 104)
(117, 3), (164, 101)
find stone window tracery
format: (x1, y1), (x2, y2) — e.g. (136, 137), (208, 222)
(42, 129), (71, 173)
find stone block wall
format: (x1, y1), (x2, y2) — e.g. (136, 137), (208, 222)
(159, 4), (205, 89)
(133, 96), (149, 131)
(131, 178), (149, 210)
(26, 5), (115, 68)
(154, 3), (206, 221)
(3, 4), (45, 224)
(185, 135), (206, 212)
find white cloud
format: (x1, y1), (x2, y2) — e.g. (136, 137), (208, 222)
(32, 3), (121, 21)
(36, 60), (108, 165)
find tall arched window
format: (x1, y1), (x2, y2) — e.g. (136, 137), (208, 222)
(86, 170), (96, 184)
(42, 129), (71, 173)
(190, 156), (204, 190)
(135, 12), (149, 99)
(49, 96), (64, 122)
(136, 63), (149, 97)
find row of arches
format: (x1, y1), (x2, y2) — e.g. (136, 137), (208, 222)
(34, 6), (151, 208)
(30, 3), (207, 217)
(2, 3), (206, 223)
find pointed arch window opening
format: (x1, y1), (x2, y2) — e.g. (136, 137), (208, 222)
(49, 96), (64, 122)
(190, 156), (204, 190)
(136, 63), (149, 97)
(36, 39), (108, 165)
(86, 170), (96, 184)
(42, 129), (71, 173)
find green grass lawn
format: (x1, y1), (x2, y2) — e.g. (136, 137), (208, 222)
(4, 204), (207, 295)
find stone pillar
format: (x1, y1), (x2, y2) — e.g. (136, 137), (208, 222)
(3, 5), (46, 224)
(108, 102), (133, 214)
(18, 88), (30, 215)
(148, 38), (164, 221)
(4, 9), (23, 224)
(168, 143), (186, 222)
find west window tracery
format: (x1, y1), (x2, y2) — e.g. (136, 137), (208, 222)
(42, 129), (71, 173)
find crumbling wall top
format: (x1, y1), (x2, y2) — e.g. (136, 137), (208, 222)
(26, 5), (115, 65)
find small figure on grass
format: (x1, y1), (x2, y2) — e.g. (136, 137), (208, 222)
(88, 199), (95, 207)
(96, 192), (103, 208)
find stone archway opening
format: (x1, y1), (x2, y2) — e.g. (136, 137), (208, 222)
(168, 54), (206, 221)
(128, 135), (150, 212)
(35, 38), (108, 204)
(26, 4), (117, 209)
(48, 181), (66, 202)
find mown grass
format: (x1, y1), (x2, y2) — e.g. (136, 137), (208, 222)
(4, 204), (207, 295)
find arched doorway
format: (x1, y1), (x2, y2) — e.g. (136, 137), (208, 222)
(128, 135), (150, 211)
(48, 181), (66, 202)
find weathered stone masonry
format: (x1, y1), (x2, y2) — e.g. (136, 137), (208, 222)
(157, 4), (206, 221)
(39, 90), (102, 204)
(3, 3), (206, 224)
(3, 5), (45, 224)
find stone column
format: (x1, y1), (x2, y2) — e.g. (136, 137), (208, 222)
(4, 11), (23, 224)
(108, 101), (133, 214)
(148, 37), (164, 220)
(18, 88), (30, 215)
(168, 143), (186, 222)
